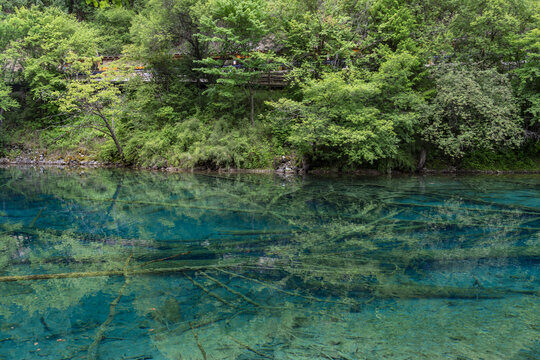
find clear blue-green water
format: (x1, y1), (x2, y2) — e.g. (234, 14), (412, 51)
(0, 167), (538, 360)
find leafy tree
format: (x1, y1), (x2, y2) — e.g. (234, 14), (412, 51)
(0, 83), (18, 127)
(0, 1), (102, 19)
(0, 1), (67, 13)
(0, 10), (30, 84)
(128, 0), (209, 67)
(281, 11), (356, 82)
(422, 66), (523, 160)
(268, 50), (422, 169)
(196, 0), (273, 124)
(93, 7), (134, 55)
(1, 7), (98, 99)
(512, 13), (540, 130)
(365, 0), (419, 54)
(449, 0), (537, 68)
(372, 51), (423, 142)
(0, 0), (538, 170)
(86, 0), (128, 8)
(268, 70), (399, 166)
(55, 60), (126, 159)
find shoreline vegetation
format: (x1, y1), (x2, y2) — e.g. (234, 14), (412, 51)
(2, 160), (540, 176)
(1, 1), (539, 173)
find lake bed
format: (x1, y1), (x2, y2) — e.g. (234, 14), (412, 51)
(0, 167), (538, 359)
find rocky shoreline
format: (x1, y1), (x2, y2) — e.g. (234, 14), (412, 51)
(2, 158), (540, 176)
(1, 153), (539, 175)
(0, 156), (112, 168)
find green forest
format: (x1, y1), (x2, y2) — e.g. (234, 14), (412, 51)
(0, 0), (538, 172)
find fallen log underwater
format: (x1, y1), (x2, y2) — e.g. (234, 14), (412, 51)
(4, 214), (538, 265)
(4, 243), (538, 279)
(2, 220), (538, 302)
(355, 282), (538, 299)
(226, 265), (539, 300)
(0, 264), (241, 282)
(0, 262), (537, 300)
(87, 255), (132, 360)
(304, 245), (540, 263)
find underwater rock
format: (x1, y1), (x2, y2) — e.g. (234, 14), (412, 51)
(152, 297), (182, 325)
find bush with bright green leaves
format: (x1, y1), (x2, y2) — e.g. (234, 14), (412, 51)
(422, 67), (523, 160)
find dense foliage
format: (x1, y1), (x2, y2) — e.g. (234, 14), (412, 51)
(0, 0), (538, 170)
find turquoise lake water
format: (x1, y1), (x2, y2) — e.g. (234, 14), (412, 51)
(0, 166), (538, 359)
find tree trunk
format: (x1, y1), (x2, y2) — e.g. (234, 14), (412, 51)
(99, 114), (124, 161)
(249, 88), (255, 126)
(302, 155), (310, 174)
(67, 0), (74, 14)
(109, 129), (124, 160)
(416, 147), (427, 172)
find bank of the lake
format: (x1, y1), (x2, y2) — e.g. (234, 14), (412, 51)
(1, 145), (539, 175)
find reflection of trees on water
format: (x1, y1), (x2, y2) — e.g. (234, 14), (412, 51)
(0, 167), (538, 359)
